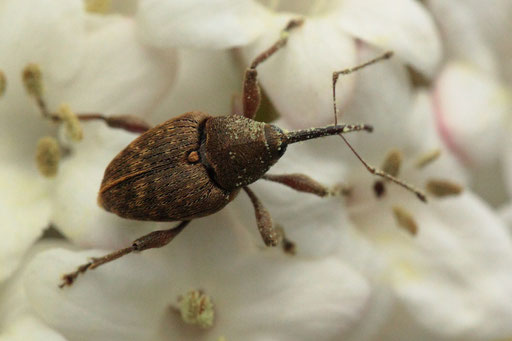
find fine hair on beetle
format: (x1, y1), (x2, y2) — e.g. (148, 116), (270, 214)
(58, 18), (426, 288)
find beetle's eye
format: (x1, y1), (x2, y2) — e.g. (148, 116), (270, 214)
(187, 151), (200, 163)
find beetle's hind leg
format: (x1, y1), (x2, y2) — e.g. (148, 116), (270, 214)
(240, 18), (304, 120)
(59, 221), (190, 288)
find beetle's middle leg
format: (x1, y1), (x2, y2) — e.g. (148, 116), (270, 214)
(59, 220), (190, 288)
(243, 186), (281, 247)
(240, 18), (304, 120)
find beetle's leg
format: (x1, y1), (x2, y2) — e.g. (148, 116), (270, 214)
(59, 221), (190, 288)
(74, 113), (152, 133)
(241, 18), (303, 120)
(243, 186), (281, 247)
(262, 173), (331, 197)
(26, 88), (151, 134)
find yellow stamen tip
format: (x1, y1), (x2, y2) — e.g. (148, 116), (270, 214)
(179, 290), (215, 329)
(381, 149), (403, 177)
(84, 0), (111, 14)
(58, 103), (83, 142)
(22, 63), (44, 97)
(392, 206), (418, 236)
(415, 149), (441, 169)
(426, 179), (463, 197)
(36, 136), (60, 178)
(0, 70), (6, 97)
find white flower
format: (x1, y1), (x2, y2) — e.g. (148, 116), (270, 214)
(423, 1), (512, 208)
(248, 84), (512, 340)
(0, 0), (176, 281)
(137, 0), (441, 128)
(0, 210), (372, 341)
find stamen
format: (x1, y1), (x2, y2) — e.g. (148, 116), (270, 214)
(392, 206), (418, 235)
(22, 63), (44, 98)
(84, 0), (111, 13)
(179, 290), (215, 329)
(426, 179), (463, 197)
(36, 136), (60, 177)
(381, 149), (402, 177)
(58, 103), (83, 142)
(0, 70), (6, 97)
(276, 226), (296, 255)
(331, 183), (352, 197)
(415, 149), (441, 169)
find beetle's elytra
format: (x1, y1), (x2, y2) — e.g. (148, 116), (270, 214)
(59, 19), (425, 288)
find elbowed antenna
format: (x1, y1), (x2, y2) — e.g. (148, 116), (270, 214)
(285, 124), (373, 144)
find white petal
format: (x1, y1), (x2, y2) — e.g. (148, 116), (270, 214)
(23, 248), (170, 341)
(0, 166), (51, 282)
(136, 0), (270, 49)
(427, 0), (512, 79)
(47, 16), (177, 116)
(390, 192), (512, 339)
(334, 0), (441, 76)
(0, 315), (66, 341)
(240, 135), (351, 257)
(51, 123), (163, 248)
(243, 15), (357, 129)
(338, 44), (413, 161)
(433, 62), (511, 167)
(157, 255), (371, 341)
(0, 0), (85, 82)
(149, 49), (241, 123)
(499, 202), (512, 231)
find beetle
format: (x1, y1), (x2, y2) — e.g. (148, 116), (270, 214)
(59, 19), (425, 288)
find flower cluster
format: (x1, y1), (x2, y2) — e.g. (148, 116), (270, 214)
(1, 0), (511, 340)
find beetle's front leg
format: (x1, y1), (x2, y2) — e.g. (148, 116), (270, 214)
(240, 18), (303, 120)
(59, 221), (190, 288)
(243, 186), (281, 247)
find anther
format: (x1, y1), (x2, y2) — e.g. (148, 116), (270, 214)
(84, 0), (111, 13)
(415, 149), (441, 169)
(426, 179), (463, 197)
(0, 70), (6, 97)
(392, 206), (418, 235)
(58, 103), (83, 142)
(22, 63), (44, 98)
(36, 136), (60, 177)
(178, 290), (215, 329)
(381, 149), (402, 177)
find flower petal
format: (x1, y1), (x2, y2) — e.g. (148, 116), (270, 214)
(149, 49), (240, 123)
(243, 15), (357, 129)
(427, 0), (512, 80)
(51, 123), (163, 248)
(136, 0), (270, 49)
(0, 0), (85, 82)
(389, 192), (512, 339)
(47, 15), (177, 116)
(157, 254), (371, 341)
(334, 0), (441, 76)
(0, 166), (51, 282)
(23, 248), (170, 341)
(0, 315), (66, 341)
(433, 62), (512, 167)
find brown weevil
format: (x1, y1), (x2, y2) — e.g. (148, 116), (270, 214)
(59, 19), (426, 288)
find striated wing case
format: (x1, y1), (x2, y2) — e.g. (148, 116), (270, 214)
(98, 111), (234, 221)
